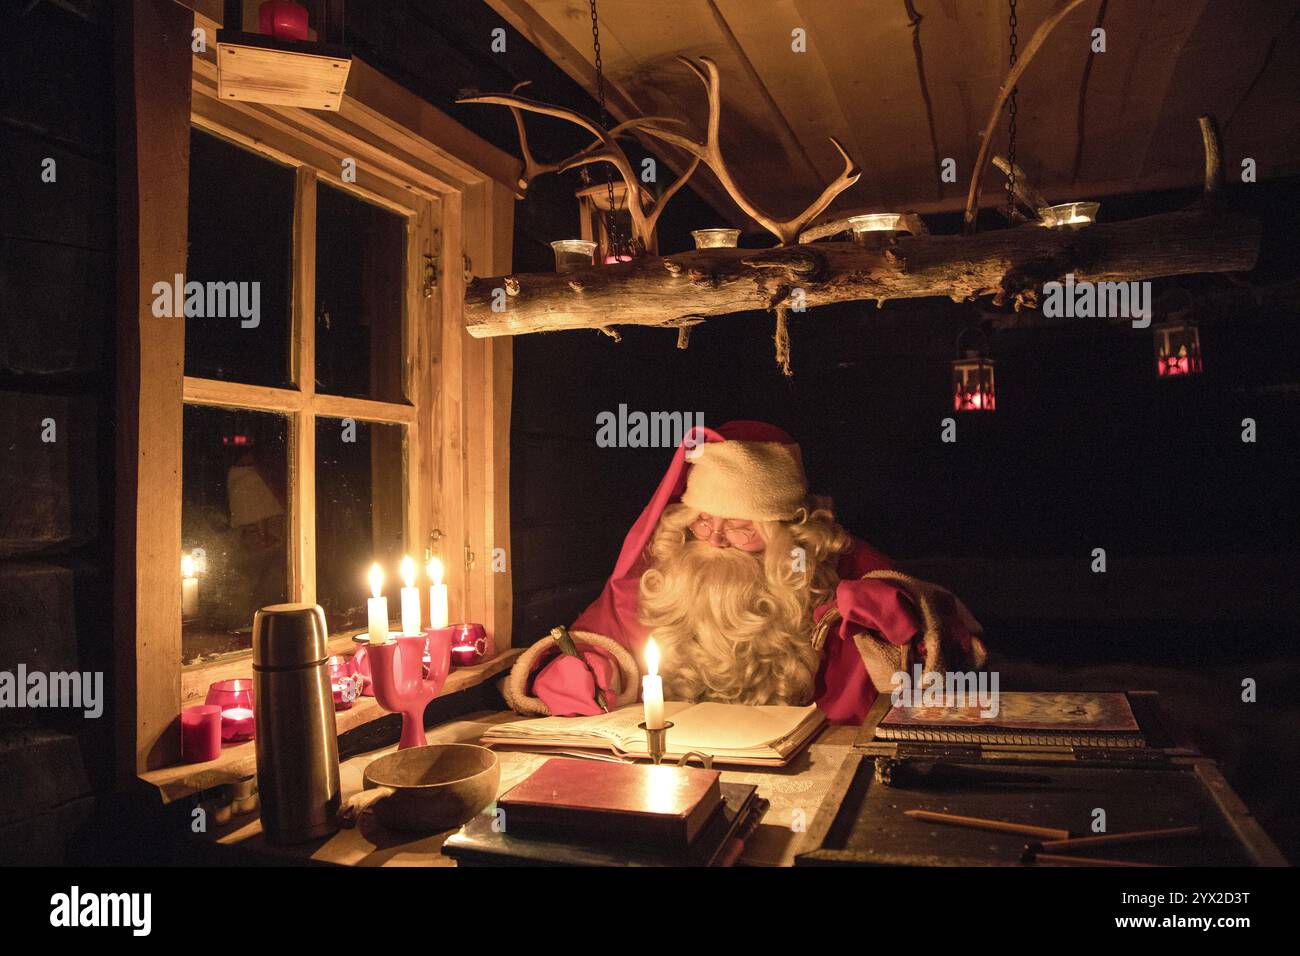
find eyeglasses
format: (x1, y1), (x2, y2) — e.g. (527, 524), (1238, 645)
(690, 514), (757, 546)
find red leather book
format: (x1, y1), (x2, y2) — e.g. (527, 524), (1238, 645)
(498, 757), (724, 848)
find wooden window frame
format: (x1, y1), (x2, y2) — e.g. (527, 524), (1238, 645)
(115, 0), (518, 778)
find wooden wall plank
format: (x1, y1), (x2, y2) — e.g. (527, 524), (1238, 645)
(113, 0), (193, 777)
(487, 182), (515, 654)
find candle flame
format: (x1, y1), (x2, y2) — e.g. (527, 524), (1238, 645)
(369, 562), (383, 599)
(400, 555), (416, 588)
(645, 638), (660, 677)
(427, 556), (444, 585)
(181, 554), (195, 578)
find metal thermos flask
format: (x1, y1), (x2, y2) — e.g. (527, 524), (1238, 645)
(252, 603), (341, 844)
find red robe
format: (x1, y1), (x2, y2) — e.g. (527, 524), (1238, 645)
(529, 421), (976, 724)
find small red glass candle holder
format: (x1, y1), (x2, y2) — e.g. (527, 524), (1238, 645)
(328, 655), (361, 711)
(181, 704), (222, 763)
(259, 0), (310, 41)
(448, 622), (489, 667)
(205, 679), (256, 742)
(350, 634), (375, 696)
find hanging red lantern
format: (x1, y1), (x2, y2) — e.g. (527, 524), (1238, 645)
(259, 1), (310, 42)
(1154, 317), (1203, 377)
(952, 328), (996, 412)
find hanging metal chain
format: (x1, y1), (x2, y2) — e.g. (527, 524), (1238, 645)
(588, 0), (627, 259)
(1003, 0), (1013, 218)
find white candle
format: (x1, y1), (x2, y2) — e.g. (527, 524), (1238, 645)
(399, 556), (422, 636)
(427, 556), (449, 629)
(642, 638), (665, 730)
(181, 554), (199, 619)
(367, 563), (389, 644)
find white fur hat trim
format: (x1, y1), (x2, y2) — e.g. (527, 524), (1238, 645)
(680, 439), (807, 521)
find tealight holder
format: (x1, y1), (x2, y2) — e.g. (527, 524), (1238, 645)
(1037, 201), (1099, 229)
(691, 228), (741, 249)
(328, 655), (361, 711)
(637, 720), (715, 769)
(551, 239), (597, 273)
(366, 629), (453, 749)
(205, 678), (256, 742)
(847, 213), (902, 242)
(350, 633), (374, 696)
(448, 622), (489, 667)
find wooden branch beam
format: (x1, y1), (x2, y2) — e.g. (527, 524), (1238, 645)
(464, 205), (1260, 338)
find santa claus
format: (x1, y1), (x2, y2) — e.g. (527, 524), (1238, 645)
(503, 420), (986, 725)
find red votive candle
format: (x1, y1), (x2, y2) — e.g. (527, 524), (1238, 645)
(259, 1), (310, 41)
(206, 679), (256, 742)
(181, 704), (222, 763)
(449, 622), (489, 667)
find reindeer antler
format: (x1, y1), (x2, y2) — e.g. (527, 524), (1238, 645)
(500, 81), (563, 198)
(458, 88), (699, 254)
(630, 56), (862, 246)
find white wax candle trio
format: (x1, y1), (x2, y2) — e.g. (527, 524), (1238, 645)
(366, 555), (451, 644)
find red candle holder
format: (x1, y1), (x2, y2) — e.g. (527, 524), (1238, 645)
(259, 1), (310, 42)
(181, 704), (222, 763)
(448, 622), (490, 667)
(366, 630), (453, 749)
(205, 678), (256, 742)
(350, 634), (375, 696)
(328, 655), (361, 711)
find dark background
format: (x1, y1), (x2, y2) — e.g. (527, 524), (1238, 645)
(1, 0), (1296, 864)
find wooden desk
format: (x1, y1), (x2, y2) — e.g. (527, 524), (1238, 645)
(191, 710), (859, 867)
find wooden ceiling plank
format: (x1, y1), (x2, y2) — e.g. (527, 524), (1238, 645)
(1069, 0), (1109, 184)
(917, 1), (1007, 206)
(706, 0), (825, 184)
(1223, 4), (1300, 136)
(902, 0), (947, 202)
(782, 0), (923, 206)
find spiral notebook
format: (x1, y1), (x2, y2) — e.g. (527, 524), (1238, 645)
(875, 692), (1146, 748)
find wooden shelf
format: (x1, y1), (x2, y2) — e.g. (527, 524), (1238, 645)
(140, 649), (522, 804)
(215, 30), (351, 112)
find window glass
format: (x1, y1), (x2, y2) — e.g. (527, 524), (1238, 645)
(181, 404), (290, 663)
(314, 182), (407, 402)
(315, 416), (406, 636)
(185, 127), (294, 387)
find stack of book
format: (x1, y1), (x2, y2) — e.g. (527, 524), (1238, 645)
(442, 757), (768, 867)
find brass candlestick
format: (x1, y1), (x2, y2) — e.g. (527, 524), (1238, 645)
(638, 720), (715, 770)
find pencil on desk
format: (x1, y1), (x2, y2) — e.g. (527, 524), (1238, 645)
(1033, 852), (1163, 868)
(1037, 825), (1201, 852)
(904, 808), (1070, 842)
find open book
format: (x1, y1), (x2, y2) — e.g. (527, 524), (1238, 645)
(481, 701), (827, 767)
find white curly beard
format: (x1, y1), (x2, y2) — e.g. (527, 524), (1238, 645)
(637, 536), (823, 706)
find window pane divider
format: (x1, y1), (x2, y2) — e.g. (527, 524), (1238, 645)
(312, 393), (417, 425)
(291, 166), (318, 605)
(182, 376), (303, 413)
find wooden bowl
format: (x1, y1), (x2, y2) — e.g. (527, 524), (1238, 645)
(362, 743), (500, 833)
